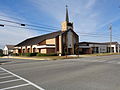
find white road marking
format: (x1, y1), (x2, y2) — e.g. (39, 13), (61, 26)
(0, 79), (21, 84)
(0, 73), (9, 75)
(0, 75), (14, 79)
(107, 61), (116, 64)
(0, 67), (45, 90)
(117, 62), (120, 64)
(90, 60), (99, 62)
(97, 60), (107, 62)
(80, 60), (99, 62)
(0, 83), (30, 90)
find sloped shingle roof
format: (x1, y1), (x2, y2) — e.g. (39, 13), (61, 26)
(6, 45), (14, 49)
(15, 31), (63, 47)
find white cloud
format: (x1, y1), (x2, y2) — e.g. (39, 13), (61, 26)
(85, 0), (96, 9)
(98, 15), (120, 29)
(28, 0), (104, 43)
(29, 0), (99, 32)
(0, 12), (37, 49)
(29, 0), (120, 42)
(1, 0), (120, 48)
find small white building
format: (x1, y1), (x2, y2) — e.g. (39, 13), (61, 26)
(79, 42), (120, 54)
(3, 45), (14, 55)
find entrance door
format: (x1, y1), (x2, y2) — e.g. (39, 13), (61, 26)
(68, 48), (72, 55)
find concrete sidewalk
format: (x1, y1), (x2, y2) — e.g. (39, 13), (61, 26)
(0, 56), (81, 60)
(1, 53), (120, 60)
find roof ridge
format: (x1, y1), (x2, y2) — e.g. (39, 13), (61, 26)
(15, 30), (63, 47)
(27, 30), (61, 40)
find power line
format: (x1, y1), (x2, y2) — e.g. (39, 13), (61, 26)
(80, 34), (110, 38)
(0, 24), (57, 33)
(0, 20), (120, 42)
(80, 34), (120, 41)
(1, 17), (120, 39)
(26, 24), (59, 30)
(78, 31), (110, 37)
(78, 31), (120, 41)
(76, 31), (109, 36)
(0, 23), (111, 36)
(0, 18), (60, 30)
(1, 23), (120, 39)
(79, 33), (107, 36)
(0, 15), (60, 29)
(0, 18), (25, 26)
(0, 14), (25, 21)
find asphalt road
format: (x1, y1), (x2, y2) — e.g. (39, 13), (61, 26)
(0, 55), (120, 90)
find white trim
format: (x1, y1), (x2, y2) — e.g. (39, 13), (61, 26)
(32, 45), (37, 48)
(22, 46), (25, 49)
(27, 46), (31, 48)
(37, 45), (55, 48)
(14, 47), (21, 49)
(79, 46), (90, 48)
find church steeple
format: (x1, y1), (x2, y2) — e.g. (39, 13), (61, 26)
(61, 5), (73, 31)
(66, 5), (69, 22)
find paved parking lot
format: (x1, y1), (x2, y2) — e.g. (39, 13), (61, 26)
(1, 55), (120, 90)
(0, 67), (44, 90)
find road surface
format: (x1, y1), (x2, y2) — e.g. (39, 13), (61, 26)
(0, 55), (120, 90)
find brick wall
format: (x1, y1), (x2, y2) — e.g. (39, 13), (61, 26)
(47, 48), (55, 54)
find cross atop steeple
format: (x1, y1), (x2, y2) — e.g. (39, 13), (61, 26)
(61, 5), (73, 31)
(66, 5), (69, 22)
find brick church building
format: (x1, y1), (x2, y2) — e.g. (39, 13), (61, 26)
(14, 6), (79, 56)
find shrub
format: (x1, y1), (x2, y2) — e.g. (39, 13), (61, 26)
(10, 53), (38, 57)
(25, 53), (38, 57)
(11, 53), (19, 56)
(20, 53), (26, 56)
(37, 53), (57, 56)
(11, 53), (57, 57)
(0, 54), (4, 57)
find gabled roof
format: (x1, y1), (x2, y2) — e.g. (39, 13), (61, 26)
(15, 31), (63, 47)
(15, 29), (79, 47)
(63, 29), (79, 37)
(6, 45), (14, 49)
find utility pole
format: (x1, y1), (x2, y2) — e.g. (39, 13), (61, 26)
(109, 24), (112, 53)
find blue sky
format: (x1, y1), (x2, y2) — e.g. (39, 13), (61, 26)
(0, 0), (120, 49)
